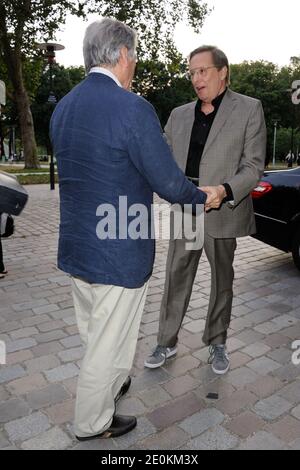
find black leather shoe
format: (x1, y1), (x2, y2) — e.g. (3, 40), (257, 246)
(115, 376), (131, 403)
(75, 414), (137, 440)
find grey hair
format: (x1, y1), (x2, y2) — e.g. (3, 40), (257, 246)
(189, 45), (230, 85)
(83, 18), (137, 72)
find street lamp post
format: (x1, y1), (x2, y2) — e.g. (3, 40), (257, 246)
(37, 42), (65, 190)
(286, 82), (300, 168)
(272, 120), (278, 167)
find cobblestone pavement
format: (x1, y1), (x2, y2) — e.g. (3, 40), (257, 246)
(1, 185), (300, 450)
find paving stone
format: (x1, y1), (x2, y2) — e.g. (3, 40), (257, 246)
(216, 390), (258, 416)
(254, 322), (283, 335)
(34, 330), (67, 343)
(0, 398), (30, 423)
(44, 363), (79, 383)
(6, 349), (34, 366)
(291, 405), (300, 420)
(223, 367), (259, 388)
(115, 417), (157, 450)
(0, 385), (9, 402)
(130, 368), (172, 394)
(7, 373), (47, 395)
(45, 399), (75, 425)
(61, 377), (78, 397)
(0, 365), (26, 384)
(277, 381), (300, 404)
(147, 393), (205, 430)
(24, 354), (61, 374)
(73, 438), (118, 450)
(4, 411), (50, 442)
(12, 299), (49, 313)
(230, 351), (252, 370)
(26, 383), (71, 410)
(138, 385), (172, 408)
(31, 341), (64, 357)
(289, 439), (300, 450)
(135, 425), (188, 450)
(0, 321), (21, 334)
(194, 380), (235, 402)
(254, 395), (292, 421)
(6, 338), (37, 353)
(0, 432), (10, 449)
(266, 416), (300, 443)
(264, 333), (290, 349)
(247, 357), (282, 375)
(37, 320), (66, 332)
(183, 319), (206, 333)
(21, 427), (72, 450)
(187, 425), (239, 450)
(21, 315), (50, 327)
(162, 375), (199, 398)
(32, 304), (60, 315)
(163, 355), (200, 377)
(179, 408), (224, 437)
(225, 411), (265, 438)
(117, 397), (147, 416)
(9, 327), (39, 340)
(238, 431), (285, 450)
(241, 342), (271, 358)
(272, 364), (300, 382)
(246, 376), (283, 399)
(57, 347), (85, 363)
(267, 347), (293, 365)
(60, 335), (82, 349)
(226, 337), (246, 352)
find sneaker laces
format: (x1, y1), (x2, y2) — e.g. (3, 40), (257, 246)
(208, 345), (226, 364)
(151, 345), (167, 358)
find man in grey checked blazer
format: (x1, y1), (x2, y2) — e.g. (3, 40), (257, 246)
(145, 45), (267, 374)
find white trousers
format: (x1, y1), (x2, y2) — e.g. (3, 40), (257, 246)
(71, 277), (149, 438)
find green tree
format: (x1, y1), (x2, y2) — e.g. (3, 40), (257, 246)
(32, 64), (85, 153)
(0, 0), (209, 168)
(230, 59), (300, 163)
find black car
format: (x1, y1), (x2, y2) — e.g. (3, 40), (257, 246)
(251, 166), (300, 271)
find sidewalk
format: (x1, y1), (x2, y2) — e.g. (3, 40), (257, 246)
(0, 185), (300, 450)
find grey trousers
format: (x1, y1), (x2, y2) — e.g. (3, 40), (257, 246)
(158, 234), (237, 347)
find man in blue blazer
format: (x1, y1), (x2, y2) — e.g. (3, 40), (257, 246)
(50, 18), (213, 441)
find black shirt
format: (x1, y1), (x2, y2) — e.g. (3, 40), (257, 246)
(185, 89), (233, 200)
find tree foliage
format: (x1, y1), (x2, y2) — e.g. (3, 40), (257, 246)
(0, 0), (209, 167)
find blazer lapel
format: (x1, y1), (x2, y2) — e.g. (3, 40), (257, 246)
(181, 102), (196, 167)
(202, 89), (237, 158)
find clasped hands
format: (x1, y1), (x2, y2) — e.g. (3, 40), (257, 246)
(199, 185), (227, 212)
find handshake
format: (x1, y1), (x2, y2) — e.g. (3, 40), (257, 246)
(199, 185), (227, 212)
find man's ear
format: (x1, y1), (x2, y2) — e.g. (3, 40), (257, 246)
(221, 66), (227, 82)
(119, 46), (129, 66)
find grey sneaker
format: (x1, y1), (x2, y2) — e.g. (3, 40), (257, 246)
(208, 345), (230, 375)
(144, 345), (177, 369)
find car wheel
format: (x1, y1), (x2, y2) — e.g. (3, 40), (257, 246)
(292, 228), (300, 272)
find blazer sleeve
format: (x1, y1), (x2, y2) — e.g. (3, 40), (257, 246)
(164, 111), (173, 150)
(127, 97), (207, 207)
(226, 100), (267, 208)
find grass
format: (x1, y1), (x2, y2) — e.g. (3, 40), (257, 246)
(0, 165), (51, 174)
(17, 174), (59, 185)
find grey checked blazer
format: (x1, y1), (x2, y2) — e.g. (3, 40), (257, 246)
(165, 89), (267, 238)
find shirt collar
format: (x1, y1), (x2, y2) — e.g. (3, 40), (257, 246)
(196, 87), (227, 113)
(89, 67), (122, 88)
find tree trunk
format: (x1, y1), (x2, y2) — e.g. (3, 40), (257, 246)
(0, 29), (40, 170)
(14, 85), (40, 169)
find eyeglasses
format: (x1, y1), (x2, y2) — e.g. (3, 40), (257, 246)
(187, 66), (217, 80)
